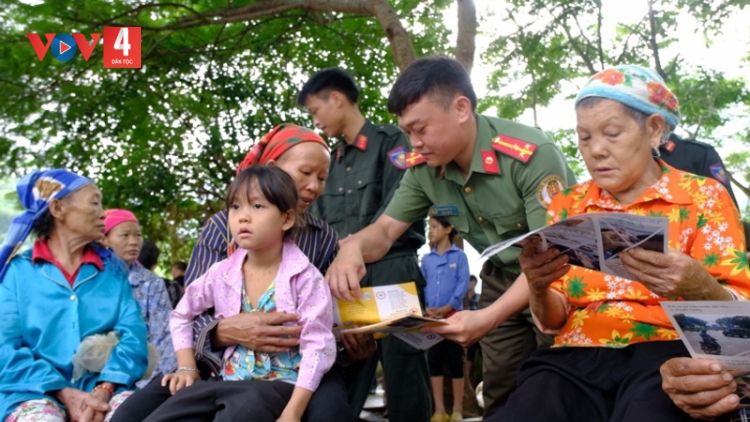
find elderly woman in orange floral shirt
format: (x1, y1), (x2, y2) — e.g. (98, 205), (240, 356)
(484, 65), (750, 422)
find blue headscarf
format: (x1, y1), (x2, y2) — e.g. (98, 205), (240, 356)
(0, 169), (93, 281)
(575, 65), (680, 141)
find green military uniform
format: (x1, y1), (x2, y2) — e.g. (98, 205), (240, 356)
(310, 120), (431, 422)
(385, 114), (577, 416)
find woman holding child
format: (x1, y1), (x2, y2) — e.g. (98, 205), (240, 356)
(480, 65), (750, 421)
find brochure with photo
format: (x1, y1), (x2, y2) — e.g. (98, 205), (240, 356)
(481, 212), (669, 280)
(662, 301), (750, 408)
(332, 281), (446, 349)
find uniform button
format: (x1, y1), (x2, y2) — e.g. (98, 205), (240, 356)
(347, 189), (352, 194)
(70, 295), (76, 301)
(517, 223), (523, 229)
(338, 187), (343, 192)
(464, 187), (472, 193)
(358, 180), (362, 185)
(477, 217), (484, 223)
(346, 167), (351, 172)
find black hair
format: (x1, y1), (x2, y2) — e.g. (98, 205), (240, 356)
(469, 275), (477, 283)
(226, 165), (301, 239)
(575, 96), (649, 130)
(431, 215), (457, 244)
(31, 210), (55, 239)
(138, 240), (161, 270)
(297, 68), (359, 106)
(388, 55), (477, 116)
(172, 261), (187, 272)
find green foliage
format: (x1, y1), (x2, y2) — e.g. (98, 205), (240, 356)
(0, 0), (452, 264)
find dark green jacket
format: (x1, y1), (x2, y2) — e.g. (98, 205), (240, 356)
(311, 120), (425, 253)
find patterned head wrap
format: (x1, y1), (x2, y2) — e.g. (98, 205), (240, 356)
(575, 65), (680, 141)
(236, 123), (328, 174)
(104, 209), (139, 235)
(0, 169), (93, 281)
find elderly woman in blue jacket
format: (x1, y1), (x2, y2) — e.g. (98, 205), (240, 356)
(0, 170), (148, 422)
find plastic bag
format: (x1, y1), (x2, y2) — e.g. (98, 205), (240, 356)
(72, 332), (160, 381)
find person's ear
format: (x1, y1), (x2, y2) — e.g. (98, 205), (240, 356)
(646, 114), (667, 149)
(48, 198), (65, 220)
(330, 91), (345, 109)
(282, 210), (296, 232)
(454, 95), (473, 124)
(266, 159), (277, 166)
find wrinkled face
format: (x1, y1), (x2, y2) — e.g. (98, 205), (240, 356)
(105, 221), (143, 265)
(304, 93), (346, 138)
(576, 99), (662, 199)
(273, 142), (330, 212)
(227, 183), (295, 251)
(398, 95), (469, 167)
(428, 217), (452, 245)
(53, 184), (106, 242)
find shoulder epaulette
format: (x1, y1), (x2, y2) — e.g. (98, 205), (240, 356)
(491, 135), (537, 163)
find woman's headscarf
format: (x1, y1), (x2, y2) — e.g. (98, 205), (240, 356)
(575, 65), (680, 141)
(104, 209), (139, 235)
(0, 169), (92, 281)
(236, 123), (328, 174)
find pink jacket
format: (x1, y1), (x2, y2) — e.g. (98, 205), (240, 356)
(170, 239), (335, 392)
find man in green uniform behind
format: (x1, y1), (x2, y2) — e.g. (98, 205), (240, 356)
(298, 68), (432, 422)
(324, 56), (577, 417)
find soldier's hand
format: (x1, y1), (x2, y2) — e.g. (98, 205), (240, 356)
(518, 237), (570, 296)
(325, 243), (366, 301)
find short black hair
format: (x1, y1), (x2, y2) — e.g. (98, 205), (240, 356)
(431, 215), (457, 243)
(226, 165), (301, 239)
(297, 68), (359, 106)
(138, 240), (161, 270)
(172, 261), (187, 272)
(388, 55), (477, 116)
(469, 275), (477, 283)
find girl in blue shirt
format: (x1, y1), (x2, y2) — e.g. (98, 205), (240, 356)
(420, 216), (470, 422)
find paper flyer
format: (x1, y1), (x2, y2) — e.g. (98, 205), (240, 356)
(662, 301), (750, 407)
(481, 212), (669, 280)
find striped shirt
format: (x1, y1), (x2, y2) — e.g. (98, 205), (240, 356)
(186, 209), (339, 376)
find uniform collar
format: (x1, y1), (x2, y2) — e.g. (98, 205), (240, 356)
(440, 114), (499, 184)
(577, 160), (693, 212)
(335, 120), (372, 161)
(428, 244), (460, 256)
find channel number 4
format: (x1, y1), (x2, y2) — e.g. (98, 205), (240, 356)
(114, 27), (131, 57)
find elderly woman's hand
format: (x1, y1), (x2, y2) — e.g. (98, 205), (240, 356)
(619, 249), (730, 300)
(341, 332), (376, 362)
(56, 388), (110, 422)
(660, 358), (740, 420)
(518, 237), (571, 295)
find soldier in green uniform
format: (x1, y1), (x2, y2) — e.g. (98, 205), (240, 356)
(324, 56), (577, 417)
(298, 68), (432, 422)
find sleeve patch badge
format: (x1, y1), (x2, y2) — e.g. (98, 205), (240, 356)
(536, 174), (565, 208)
(491, 135), (537, 163)
(709, 162), (730, 185)
(388, 146), (408, 169)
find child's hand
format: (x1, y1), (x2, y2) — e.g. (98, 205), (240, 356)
(162, 370), (200, 395)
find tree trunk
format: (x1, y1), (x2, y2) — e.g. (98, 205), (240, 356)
(456, 0), (477, 74)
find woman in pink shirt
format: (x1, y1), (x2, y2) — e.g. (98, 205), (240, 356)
(142, 165), (335, 422)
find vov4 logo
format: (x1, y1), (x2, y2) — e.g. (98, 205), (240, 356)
(26, 27), (141, 68)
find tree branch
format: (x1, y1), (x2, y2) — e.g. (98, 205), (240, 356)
(595, 0), (604, 68)
(456, 0), (477, 74)
(614, 14), (647, 65)
(647, 0), (667, 81)
(728, 171), (750, 199)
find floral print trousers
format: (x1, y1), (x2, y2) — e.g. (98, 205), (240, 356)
(5, 391), (132, 422)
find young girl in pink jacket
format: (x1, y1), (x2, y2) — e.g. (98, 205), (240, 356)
(151, 165), (335, 422)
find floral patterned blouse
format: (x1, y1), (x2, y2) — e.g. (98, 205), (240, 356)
(544, 161), (750, 347)
(222, 281), (302, 383)
(128, 263), (177, 388)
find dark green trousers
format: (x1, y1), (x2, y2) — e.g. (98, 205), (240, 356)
(346, 252), (432, 422)
(478, 260), (553, 417)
